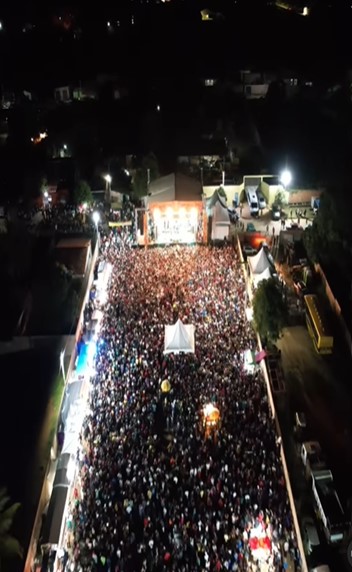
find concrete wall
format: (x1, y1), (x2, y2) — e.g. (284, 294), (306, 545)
(288, 189), (323, 205)
(260, 182), (286, 206)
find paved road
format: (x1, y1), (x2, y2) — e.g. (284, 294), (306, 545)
(238, 203), (312, 237)
(276, 325), (352, 571)
(278, 326), (352, 476)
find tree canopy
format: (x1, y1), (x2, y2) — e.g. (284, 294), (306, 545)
(73, 180), (93, 205)
(303, 187), (352, 274)
(274, 189), (287, 208)
(253, 278), (287, 343)
(29, 262), (80, 335)
(0, 488), (22, 571)
(131, 153), (159, 198)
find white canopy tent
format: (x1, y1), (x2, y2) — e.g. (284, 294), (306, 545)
(62, 399), (86, 456)
(252, 266), (272, 287)
(164, 319), (195, 354)
(211, 202), (230, 240)
(247, 247), (271, 275)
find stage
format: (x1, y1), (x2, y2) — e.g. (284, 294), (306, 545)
(148, 202), (206, 245)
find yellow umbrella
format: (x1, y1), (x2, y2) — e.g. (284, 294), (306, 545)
(161, 379), (171, 393)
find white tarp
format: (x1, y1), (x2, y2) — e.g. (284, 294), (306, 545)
(213, 201), (230, 225)
(247, 247), (271, 275)
(164, 318), (195, 354)
(253, 267), (271, 287)
(92, 309), (103, 322)
(62, 399), (86, 456)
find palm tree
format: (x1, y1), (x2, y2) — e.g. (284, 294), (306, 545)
(0, 488), (22, 571)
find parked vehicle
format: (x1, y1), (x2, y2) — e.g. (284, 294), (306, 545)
(304, 295), (333, 355)
(294, 280), (308, 297)
(301, 441), (326, 479)
(256, 190), (267, 210)
(245, 187), (259, 216)
(295, 411), (307, 429)
(242, 244), (257, 257)
(271, 204), (281, 220)
(312, 470), (346, 543)
(302, 516), (320, 554)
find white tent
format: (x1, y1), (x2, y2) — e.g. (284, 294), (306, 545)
(247, 247), (271, 275)
(62, 400), (85, 456)
(164, 319), (195, 354)
(212, 202), (230, 240)
(253, 267), (272, 287)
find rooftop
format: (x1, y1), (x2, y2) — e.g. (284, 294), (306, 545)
(56, 238), (91, 249)
(148, 173), (203, 203)
(55, 238), (91, 276)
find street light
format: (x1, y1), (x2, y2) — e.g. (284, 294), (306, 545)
(104, 174), (112, 205)
(280, 169), (292, 187)
(92, 211), (100, 226)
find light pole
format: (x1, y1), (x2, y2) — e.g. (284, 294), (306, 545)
(280, 169), (292, 188)
(92, 211), (100, 246)
(104, 174), (112, 207)
(104, 174), (112, 206)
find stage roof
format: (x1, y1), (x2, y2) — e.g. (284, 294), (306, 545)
(147, 173), (202, 204)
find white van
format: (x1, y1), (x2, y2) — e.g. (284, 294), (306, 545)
(256, 190), (266, 209)
(246, 187), (259, 216)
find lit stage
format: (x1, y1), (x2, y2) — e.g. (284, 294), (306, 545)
(149, 202), (205, 245)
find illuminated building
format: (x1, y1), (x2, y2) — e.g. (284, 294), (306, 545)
(144, 173), (207, 245)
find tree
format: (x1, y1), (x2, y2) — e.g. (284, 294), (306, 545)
(73, 180), (93, 205)
(131, 153), (159, 198)
(274, 189), (288, 208)
(0, 488), (22, 571)
(29, 262), (80, 335)
(216, 186), (227, 199)
(253, 278), (287, 343)
(302, 189), (352, 273)
(23, 170), (47, 200)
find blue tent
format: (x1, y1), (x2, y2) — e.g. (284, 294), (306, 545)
(76, 343), (89, 377)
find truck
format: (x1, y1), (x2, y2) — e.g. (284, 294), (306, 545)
(311, 470), (346, 544)
(301, 441), (326, 479)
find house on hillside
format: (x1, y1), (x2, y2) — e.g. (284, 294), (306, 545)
(176, 139), (227, 171)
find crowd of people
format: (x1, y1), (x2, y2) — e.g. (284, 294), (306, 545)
(69, 240), (301, 572)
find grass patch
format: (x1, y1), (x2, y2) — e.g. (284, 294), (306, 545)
(37, 372), (65, 466)
(51, 372), (65, 414)
(47, 372), (65, 454)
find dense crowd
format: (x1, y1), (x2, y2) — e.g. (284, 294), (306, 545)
(70, 241), (300, 572)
